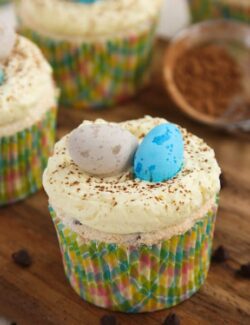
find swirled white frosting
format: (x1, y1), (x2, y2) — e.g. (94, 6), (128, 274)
(16, 0), (163, 40)
(0, 35), (58, 136)
(43, 117), (221, 235)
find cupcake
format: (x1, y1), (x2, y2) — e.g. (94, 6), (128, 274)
(43, 116), (221, 312)
(16, 0), (163, 109)
(0, 20), (58, 206)
(189, 0), (250, 23)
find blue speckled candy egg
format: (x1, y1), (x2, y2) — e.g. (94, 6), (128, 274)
(134, 123), (184, 182)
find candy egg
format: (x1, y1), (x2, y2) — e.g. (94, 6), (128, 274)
(0, 18), (16, 61)
(134, 123), (184, 182)
(68, 124), (138, 176)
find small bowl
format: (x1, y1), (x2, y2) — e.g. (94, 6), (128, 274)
(164, 20), (250, 131)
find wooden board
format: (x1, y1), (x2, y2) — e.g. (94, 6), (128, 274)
(0, 40), (250, 325)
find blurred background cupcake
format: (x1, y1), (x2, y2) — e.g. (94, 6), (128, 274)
(15, 0), (163, 109)
(189, 0), (250, 23)
(0, 20), (58, 206)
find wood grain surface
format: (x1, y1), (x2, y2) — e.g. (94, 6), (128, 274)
(0, 40), (250, 325)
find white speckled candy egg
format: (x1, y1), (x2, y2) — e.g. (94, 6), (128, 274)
(67, 124), (138, 176)
(0, 18), (16, 61)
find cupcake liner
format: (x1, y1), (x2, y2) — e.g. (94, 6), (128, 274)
(20, 25), (157, 109)
(189, 0), (250, 23)
(50, 203), (218, 312)
(0, 107), (57, 206)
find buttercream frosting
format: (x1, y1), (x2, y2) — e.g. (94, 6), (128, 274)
(17, 0), (163, 41)
(0, 35), (57, 136)
(43, 117), (221, 235)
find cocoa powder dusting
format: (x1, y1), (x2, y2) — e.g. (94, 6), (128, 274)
(174, 44), (243, 117)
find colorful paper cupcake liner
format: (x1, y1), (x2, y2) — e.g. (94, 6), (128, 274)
(20, 25), (156, 109)
(189, 0), (250, 23)
(50, 203), (218, 312)
(0, 107), (57, 206)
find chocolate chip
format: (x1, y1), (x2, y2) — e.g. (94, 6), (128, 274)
(100, 315), (117, 325)
(237, 263), (250, 279)
(212, 245), (229, 263)
(12, 249), (32, 268)
(11, 322), (17, 325)
(220, 173), (227, 189)
(163, 313), (180, 325)
(73, 219), (82, 226)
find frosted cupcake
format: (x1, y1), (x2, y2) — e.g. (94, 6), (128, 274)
(0, 21), (58, 206)
(43, 116), (221, 312)
(16, 0), (163, 109)
(189, 0), (250, 23)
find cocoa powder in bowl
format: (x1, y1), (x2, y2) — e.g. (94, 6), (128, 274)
(174, 44), (243, 118)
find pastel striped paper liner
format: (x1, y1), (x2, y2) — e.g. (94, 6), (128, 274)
(20, 25), (156, 109)
(189, 0), (250, 23)
(50, 204), (218, 312)
(0, 107), (57, 206)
